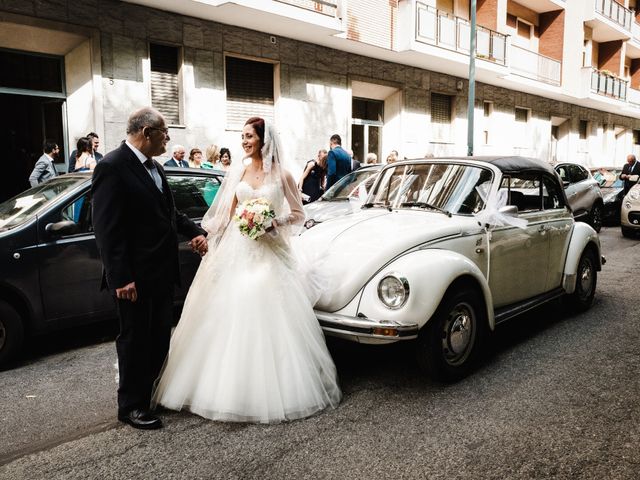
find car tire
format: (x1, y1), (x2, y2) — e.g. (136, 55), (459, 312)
(565, 249), (597, 313)
(0, 300), (24, 368)
(588, 203), (602, 233)
(621, 226), (634, 238)
(416, 287), (487, 383)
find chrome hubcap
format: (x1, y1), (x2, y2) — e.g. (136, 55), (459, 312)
(442, 302), (475, 366)
(579, 260), (593, 297)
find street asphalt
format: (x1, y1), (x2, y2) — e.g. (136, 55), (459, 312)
(1, 226), (639, 479)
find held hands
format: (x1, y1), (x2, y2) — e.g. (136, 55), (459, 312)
(190, 235), (208, 256)
(116, 282), (138, 303)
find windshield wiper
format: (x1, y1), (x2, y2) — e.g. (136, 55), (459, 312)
(362, 202), (392, 212)
(400, 202), (452, 217)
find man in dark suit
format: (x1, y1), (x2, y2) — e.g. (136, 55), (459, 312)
(326, 134), (352, 189)
(164, 144), (189, 167)
(68, 132), (103, 173)
(92, 107), (208, 430)
(351, 157), (361, 171)
(621, 154), (640, 194)
(29, 140), (59, 186)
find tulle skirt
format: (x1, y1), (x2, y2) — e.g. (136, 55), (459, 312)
(152, 226), (341, 423)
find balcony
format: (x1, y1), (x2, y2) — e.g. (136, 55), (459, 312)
(587, 67), (628, 100)
(275, 0), (338, 17)
(510, 45), (561, 86)
(628, 86), (640, 106)
(586, 0), (632, 42)
(415, 3), (507, 65)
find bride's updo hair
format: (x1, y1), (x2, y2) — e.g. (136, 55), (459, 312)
(245, 117), (265, 148)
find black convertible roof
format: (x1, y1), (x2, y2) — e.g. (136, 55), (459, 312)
(473, 156), (556, 175)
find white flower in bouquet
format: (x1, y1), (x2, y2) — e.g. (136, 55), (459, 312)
(233, 198), (276, 240)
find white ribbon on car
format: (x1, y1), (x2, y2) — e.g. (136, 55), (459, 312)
(473, 182), (528, 230)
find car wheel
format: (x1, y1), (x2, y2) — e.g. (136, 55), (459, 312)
(589, 204), (602, 233)
(565, 249), (597, 313)
(0, 300), (24, 368)
(416, 287), (487, 382)
(621, 226), (635, 238)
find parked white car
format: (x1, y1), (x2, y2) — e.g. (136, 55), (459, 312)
(303, 164), (382, 229)
(554, 163), (604, 232)
(303, 157), (603, 382)
(621, 181), (640, 237)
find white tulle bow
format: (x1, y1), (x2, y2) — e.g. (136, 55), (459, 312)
(474, 184), (528, 229)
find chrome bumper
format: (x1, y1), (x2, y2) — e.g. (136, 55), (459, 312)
(315, 310), (419, 341)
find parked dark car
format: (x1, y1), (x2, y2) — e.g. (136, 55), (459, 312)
(0, 168), (223, 367)
(554, 163), (603, 232)
(590, 167), (624, 225)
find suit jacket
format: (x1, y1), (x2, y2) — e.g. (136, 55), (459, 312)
(326, 146), (352, 189)
(29, 154), (57, 186)
(351, 159), (362, 171)
(91, 143), (205, 296)
(164, 157), (189, 168)
(621, 161), (640, 194)
(68, 150), (103, 173)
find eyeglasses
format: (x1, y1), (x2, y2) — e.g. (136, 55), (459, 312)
(145, 126), (169, 135)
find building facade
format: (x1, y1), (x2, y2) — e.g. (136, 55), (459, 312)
(2, 0), (640, 200)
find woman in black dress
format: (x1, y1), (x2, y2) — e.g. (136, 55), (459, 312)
(298, 149), (327, 204)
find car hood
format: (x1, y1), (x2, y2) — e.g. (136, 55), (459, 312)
(304, 199), (362, 223)
(300, 208), (470, 312)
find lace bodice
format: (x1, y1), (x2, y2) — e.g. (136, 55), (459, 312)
(235, 181), (284, 213)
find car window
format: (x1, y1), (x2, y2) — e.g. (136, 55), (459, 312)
(501, 174), (542, 212)
(542, 174), (565, 210)
(167, 174), (222, 219)
(60, 191), (93, 234)
(556, 166), (569, 183)
(572, 165), (588, 182)
(323, 168), (380, 201)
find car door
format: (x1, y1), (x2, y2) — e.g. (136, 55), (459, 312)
(488, 174), (550, 308)
(167, 172), (223, 302)
(37, 187), (114, 324)
(566, 164), (592, 218)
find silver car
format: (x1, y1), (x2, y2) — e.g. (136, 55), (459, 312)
(555, 163), (603, 232)
(303, 164), (383, 229)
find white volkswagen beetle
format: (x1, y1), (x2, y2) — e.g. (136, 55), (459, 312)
(302, 157), (603, 382)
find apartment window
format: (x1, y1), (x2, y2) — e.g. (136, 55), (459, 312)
(150, 43), (180, 125)
(431, 93), (453, 141)
(516, 19), (532, 40)
(579, 120), (588, 140)
(633, 129), (640, 145)
(483, 101), (492, 117)
(515, 107), (529, 123)
(225, 56), (274, 130)
(483, 101), (493, 145)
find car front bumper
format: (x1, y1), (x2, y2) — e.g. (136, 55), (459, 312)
(315, 310), (419, 344)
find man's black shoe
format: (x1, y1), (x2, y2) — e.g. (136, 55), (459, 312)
(118, 409), (163, 430)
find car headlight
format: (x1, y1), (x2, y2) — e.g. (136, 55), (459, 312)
(304, 219), (317, 229)
(629, 190), (640, 201)
(377, 274), (409, 309)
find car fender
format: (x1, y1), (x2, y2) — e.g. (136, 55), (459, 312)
(563, 222), (602, 294)
(357, 249), (496, 331)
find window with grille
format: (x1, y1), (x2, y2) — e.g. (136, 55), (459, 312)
(150, 44), (180, 125)
(226, 57), (274, 130)
(431, 93), (453, 141)
(633, 129), (640, 145)
(515, 107), (529, 123)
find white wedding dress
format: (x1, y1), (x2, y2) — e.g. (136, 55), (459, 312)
(153, 181), (341, 423)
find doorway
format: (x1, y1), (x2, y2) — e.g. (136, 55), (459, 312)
(351, 97), (383, 163)
(0, 49), (66, 202)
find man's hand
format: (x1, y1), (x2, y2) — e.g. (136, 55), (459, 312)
(190, 235), (208, 256)
(116, 282), (138, 302)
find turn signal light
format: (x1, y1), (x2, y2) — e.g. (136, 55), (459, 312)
(372, 327), (399, 337)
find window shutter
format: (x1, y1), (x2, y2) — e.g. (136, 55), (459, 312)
(431, 93), (452, 124)
(150, 44), (180, 125)
(226, 57), (274, 130)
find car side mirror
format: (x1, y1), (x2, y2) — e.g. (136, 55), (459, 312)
(562, 180), (570, 188)
(498, 205), (519, 216)
(46, 220), (79, 237)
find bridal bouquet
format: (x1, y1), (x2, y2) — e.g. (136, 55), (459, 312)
(233, 198), (276, 240)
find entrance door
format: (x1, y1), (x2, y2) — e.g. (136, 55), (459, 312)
(352, 97), (383, 163)
(0, 49), (66, 202)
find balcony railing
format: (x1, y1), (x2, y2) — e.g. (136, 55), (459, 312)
(594, 0), (632, 31)
(275, 0), (339, 17)
(590, 68), (628, 100)
(628, 86), (640, 106)
(632, 21), (640, 43)
(510, 45), (561, 86)
(416, 3), (507, 65)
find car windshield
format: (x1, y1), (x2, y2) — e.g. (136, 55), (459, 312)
(366, 162), (493, 215)
(591, 168), (623, 188)
(322, 168), (380, 201)
(0, 177), (87, 231)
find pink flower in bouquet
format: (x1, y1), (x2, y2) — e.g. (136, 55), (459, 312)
(233, 198), (276, 240)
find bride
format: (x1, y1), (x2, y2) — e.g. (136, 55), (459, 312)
(152, 117), (342, 422)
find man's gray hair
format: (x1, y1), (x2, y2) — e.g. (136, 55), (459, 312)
(172, 144), (185, 154)
(126, 107), (164, 135)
